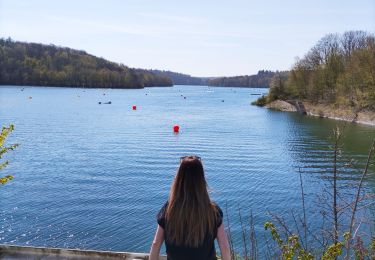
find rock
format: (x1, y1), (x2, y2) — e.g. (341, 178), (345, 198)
(266, 100), (297, 112)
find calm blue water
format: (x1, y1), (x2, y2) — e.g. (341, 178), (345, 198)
(0, 85), (374, 254)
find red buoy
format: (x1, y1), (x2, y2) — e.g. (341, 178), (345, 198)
(132, 105), (137, 110)
(173, 125), (180, 133)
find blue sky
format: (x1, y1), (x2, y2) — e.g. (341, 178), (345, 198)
(0, 0), (374, 77)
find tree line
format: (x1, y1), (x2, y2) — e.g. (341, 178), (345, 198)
(151, 69), (277, 88)
(150, 69), (209, 85)
(0, 38), (282, 89)
(208, 70), (277, 88)
(266, 31), (375, 110)
(0, 38), (172, 88)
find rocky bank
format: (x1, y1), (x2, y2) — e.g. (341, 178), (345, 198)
(266, 100), (375, 126)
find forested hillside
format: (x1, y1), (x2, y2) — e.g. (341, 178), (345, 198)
(0, 38), (285, 89)
(150, 70), (209, 85)
(265, 31), (375, 110)
(152, 69), (276, 87)
(0, 38), (172, 88)
(208, 70), (276, 88)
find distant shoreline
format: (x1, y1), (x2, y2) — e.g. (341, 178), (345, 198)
(0, 84), (269, 89)
(1, 39), (276, 89)
(0, 84), (172, 90)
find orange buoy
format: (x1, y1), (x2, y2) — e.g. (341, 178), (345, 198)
(132, 105), (137, 110)
(173, 125), (180, 133)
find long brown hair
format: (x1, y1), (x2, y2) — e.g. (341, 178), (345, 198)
(165, 156), (218, 247)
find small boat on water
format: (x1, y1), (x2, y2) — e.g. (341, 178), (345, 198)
(250, 93), (261, 95)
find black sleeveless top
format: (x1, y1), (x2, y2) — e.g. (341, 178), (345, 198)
(157, 202), (223, 260)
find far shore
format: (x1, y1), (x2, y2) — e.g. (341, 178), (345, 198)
(0, 84), (269, 89)
(0, 84), (172, 90)
(266, 100), (375, 127)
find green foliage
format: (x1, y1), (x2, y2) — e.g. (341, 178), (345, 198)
(251, 71), (289, 105)
(0, 175), (13, 185)
(266, 31), (375, 110)
(268, 72), (290, 101)
(251, 95), (268, 106)
(263, 221), (361, 260)
(264, 222), (314, 260)
(0, 38), (172, 88)
(322, 243), (343, 260)
(370, 237), (375, 259)
(0, 124), (18, 185)
(264, 222), (283, 246)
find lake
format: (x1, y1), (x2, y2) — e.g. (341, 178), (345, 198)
(0, 85), (374, 254)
